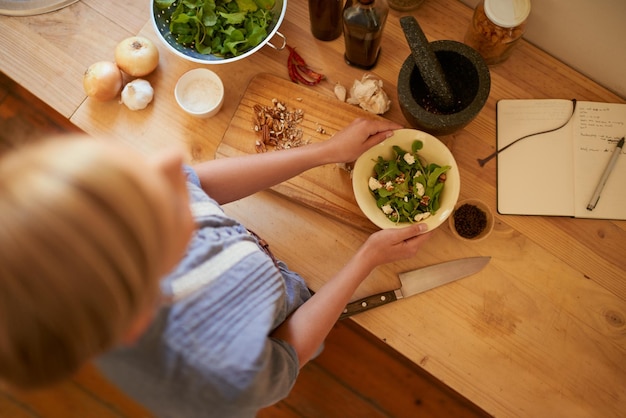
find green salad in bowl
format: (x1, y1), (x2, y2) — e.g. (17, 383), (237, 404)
(353, 129), (460, 230)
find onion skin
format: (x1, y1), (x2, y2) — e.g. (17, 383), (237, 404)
(83, 61), (123, 101)
(115, 36), (159, 77)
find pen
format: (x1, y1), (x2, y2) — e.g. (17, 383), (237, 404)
(586, 136), (624, 211)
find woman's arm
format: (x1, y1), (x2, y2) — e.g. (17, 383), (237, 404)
(270, 223), (432, 367)
(192, 118), (403, 204)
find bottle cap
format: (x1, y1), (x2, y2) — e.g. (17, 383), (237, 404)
(484, 0), (531, 28)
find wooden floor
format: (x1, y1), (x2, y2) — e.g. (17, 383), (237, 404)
(0, 71), (490, 418)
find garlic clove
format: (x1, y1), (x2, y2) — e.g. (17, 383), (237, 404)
(334, 82), (347, 102)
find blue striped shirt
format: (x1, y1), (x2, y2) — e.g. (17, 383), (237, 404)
(96, 166), (311, 417)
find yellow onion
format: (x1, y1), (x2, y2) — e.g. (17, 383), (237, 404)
(115, 36), (159, 77)
(83, 61), (123, 101)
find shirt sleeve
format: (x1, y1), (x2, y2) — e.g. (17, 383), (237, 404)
(233, 338), (300, 409)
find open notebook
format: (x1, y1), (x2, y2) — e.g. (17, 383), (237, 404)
(496, 99), (626, 220)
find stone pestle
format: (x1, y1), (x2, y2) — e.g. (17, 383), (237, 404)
(400, 16), (456, 112)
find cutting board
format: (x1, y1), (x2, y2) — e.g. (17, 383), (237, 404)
(217, 73), (383, 232)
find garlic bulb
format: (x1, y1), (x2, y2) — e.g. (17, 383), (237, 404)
(346, 74), (391, 115)
(120, 79), (154, 110)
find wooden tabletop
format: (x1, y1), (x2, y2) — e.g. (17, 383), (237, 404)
(2, 0), (625, 416)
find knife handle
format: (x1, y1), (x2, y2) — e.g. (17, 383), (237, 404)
(340, 291), (398, 319)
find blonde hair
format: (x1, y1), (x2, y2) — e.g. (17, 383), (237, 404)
(0, 135), (172, 389)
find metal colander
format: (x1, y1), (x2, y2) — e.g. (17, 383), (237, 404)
(151, 0), (287, 65)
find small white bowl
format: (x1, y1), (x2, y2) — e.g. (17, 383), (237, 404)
(174, 68), (224, 118)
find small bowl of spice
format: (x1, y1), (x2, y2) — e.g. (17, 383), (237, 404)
(449, 198), (494, 241)
(175, 68), (224, 118)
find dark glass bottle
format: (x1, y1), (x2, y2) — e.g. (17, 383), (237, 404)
(309, 0), (343, 41)
(342, 0), (389, 69)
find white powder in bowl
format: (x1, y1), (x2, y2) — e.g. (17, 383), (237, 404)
(179, 78), (221, 113)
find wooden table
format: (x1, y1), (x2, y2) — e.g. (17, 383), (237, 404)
(2, 0), (625, 416)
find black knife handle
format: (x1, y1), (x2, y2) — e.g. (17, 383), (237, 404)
(340, 291), (398, 319)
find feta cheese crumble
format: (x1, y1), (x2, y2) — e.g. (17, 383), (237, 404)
(368, 177), (382, 191)
(414, 212), (431, 222)
(382, 204), (394, 215)
(415, 182), (425, 197)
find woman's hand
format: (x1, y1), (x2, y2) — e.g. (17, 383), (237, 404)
(322, 118), (403, 164)
(357, 223), (432, 270)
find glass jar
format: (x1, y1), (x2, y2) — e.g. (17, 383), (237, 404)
(464, 0), (531, 65)
(309, 0), (343, 41)
(343, 0), (389, 69)
(388, 0), (424, 12)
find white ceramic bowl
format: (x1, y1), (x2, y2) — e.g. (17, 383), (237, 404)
(174, 68), (224, 118)
(353, 128), (460, 230)
(151, 0), (287, 64)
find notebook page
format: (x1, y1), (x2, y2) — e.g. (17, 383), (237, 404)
(497, 99), (576, 216)
(573, 102), (626, 219)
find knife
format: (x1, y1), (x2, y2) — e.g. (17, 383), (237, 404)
(340, 256), (491, 319)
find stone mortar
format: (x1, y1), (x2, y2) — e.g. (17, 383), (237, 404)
(397, 40), (491, 136)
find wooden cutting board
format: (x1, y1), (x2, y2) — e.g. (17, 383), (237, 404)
(216, 73), (383, 232)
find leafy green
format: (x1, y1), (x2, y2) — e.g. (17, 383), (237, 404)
(155, 0), (275, 58)
(369, 140), (450, 224)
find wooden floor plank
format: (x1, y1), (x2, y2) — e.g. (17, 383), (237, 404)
(280, 362), (388, 418)
(6, 383), (121, 418)
(0, 71), (79, 154)
(256, 403), (302, 418)
(0, 392), (40, 418)
(318, 320), (491, 418)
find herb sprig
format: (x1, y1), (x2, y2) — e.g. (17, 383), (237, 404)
(155, 0), (276, 58)
(369, 140), (450, 223)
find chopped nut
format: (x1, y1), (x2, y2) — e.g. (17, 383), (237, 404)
(252, 99), (308, 153)
(262, 125), (270, 144)
(255, 140), (266, 153)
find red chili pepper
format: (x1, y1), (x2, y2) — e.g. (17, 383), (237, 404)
(292, 61), (321, 85)
(288, 57), (314, 85)
(287, 45), (308, 67)
(286, 45), (325, 85)
(287, 57), (300, 83)
(297, 64), (324, 82)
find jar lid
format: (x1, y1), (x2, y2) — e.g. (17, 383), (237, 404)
(484, 0), (531, 28)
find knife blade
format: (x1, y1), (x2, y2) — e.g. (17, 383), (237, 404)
(340, 256), (490, 319)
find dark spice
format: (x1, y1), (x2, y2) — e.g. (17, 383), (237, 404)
(453, 203), (487, 239)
